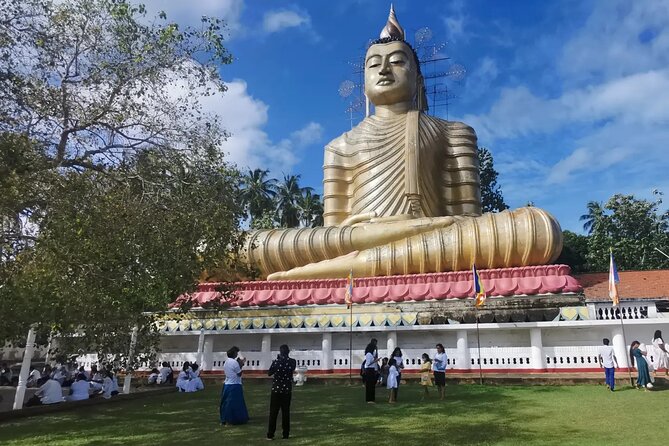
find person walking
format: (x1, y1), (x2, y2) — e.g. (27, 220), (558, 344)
(363, 340), (380, 403)
(267, 344), (297, 441)
(433, 343), (447, 400)
(630, 341), (653, 391)
(598, 338), (619, 391)
(220, 346), (249, 425)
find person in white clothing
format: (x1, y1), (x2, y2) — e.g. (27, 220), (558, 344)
(185, 362), (204, 392)
(68, 374), (91, 401)
(363, 339), (380, 403)
(26, 378), (63, 406)
(639, 343), (655, 383)
(386, 358), (399, 403)
(433, 343), (448, 400)
(598, 338), (618, 391)
(176, 361), (192, 392)
(158, 362), (174, 385)
(27, 366), (41, 387)
(101, 370), (118, 399)
(650, 330), (669, 375)
(220, 346), (249, 425)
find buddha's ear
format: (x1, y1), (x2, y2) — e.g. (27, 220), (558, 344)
(416, 74), (428, 112)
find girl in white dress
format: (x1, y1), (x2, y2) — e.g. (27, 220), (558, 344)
(651, 330), (669, 374)
(387, 358), (399, 403)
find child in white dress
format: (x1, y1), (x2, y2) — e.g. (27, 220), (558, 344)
(387, 358), (399, 403)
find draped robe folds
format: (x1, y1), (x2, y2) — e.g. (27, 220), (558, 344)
(244, 112), (563, 280)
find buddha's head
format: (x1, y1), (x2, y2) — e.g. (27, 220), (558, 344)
(364, 6), (426, 110)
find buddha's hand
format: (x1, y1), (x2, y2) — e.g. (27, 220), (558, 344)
(340, 212), (415, 227)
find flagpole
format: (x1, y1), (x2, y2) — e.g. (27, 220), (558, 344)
(617, 307), (634, 387)
(475, 307), (483, 385)
(348, 301), (353, 384)
(610, 248), (634, 387)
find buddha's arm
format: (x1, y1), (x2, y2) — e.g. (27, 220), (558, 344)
(269, 208), (562, 280)
(443, 122), (482, 217)
(322, 146), (350, 226)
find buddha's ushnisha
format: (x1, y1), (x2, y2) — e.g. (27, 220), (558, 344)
(244, 6), (562, 280)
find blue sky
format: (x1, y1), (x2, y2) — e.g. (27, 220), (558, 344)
(145, 0), (669, 233)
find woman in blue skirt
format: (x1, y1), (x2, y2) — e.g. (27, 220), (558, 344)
(630, 340), (653, 390)
(220, 346), (249, 425)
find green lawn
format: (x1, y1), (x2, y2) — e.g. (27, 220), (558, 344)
(0, 382), (666, 446)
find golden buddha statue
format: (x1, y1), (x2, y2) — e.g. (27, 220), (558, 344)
(244, 6), (562, 280)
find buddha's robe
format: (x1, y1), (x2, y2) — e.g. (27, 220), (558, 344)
(244, 112), (562, 280)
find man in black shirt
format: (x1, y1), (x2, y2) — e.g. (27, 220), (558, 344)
(267, 344), (297, 440)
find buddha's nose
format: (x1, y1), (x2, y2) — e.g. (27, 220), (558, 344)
(379, 59), (391, 75)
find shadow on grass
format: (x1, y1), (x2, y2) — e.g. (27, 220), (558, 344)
(7, 381), (669, 446)
(0, 383), (541, 446)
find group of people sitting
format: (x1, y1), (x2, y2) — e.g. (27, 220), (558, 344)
(147, 361), (205, 393)
(25, 363), (120, 406)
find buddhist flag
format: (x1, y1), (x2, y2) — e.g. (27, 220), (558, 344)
(473, 264), (487, 307)
(344, 269), (354, 309)
(609, 249), (620, 307)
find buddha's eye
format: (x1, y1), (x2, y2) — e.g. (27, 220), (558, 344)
(368, 63), (381, 68)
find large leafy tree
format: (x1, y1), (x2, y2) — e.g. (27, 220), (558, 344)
(0, 0), (244, 360)
(587, 192), (669, 271)
(555, 230), (590, 273)
(477, 147), (508, 213)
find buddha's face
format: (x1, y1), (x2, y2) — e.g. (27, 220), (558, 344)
(364, 41), (417, 106)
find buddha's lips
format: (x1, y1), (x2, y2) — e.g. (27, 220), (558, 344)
(377, 79), (394, 85)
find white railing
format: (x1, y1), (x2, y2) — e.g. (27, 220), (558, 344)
(544, 346), (600, 369)
(593, 303), (649, 320)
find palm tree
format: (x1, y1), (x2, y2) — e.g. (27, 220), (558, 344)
(298, 190), (324, 227)
(239, 169), (277, 222)
(579, 201), (605, 234)
(276, 174), (312, 228)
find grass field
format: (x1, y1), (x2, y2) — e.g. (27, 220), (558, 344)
(0, 381), (666, 446)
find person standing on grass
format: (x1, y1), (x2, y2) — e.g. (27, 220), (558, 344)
(221, 346), (249, 425)
(433, 343), (447, 400)
(267, 344), (297, 440)
(391, 347), (404, 399)
(387, 358), (399, 404)
(420, 353), (433, 399)
(650, 330), (669, 375)
(598, 338), (618, 391)
(379, 357), (390, 387)
(630, 341), (653, 390)
(363, 340), (380, 403)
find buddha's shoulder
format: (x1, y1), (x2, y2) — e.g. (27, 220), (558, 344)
(325, 116), (394, 152)
(420, 114), (476, 136)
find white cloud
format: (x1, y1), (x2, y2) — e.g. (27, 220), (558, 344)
(195, 80), (322, 172)
(263, 9), (311, 34)
(442, 0), (468, 43)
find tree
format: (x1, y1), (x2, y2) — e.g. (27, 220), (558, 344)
(477, 147), (508, 213)
(0, 148), (247, 358)
(579, 201), (605, 234)
(298, 190), (324, 228)
(1, 0), (231, 172)
(555, 230), (590, 273)
(240, 169), (277, 222)
(586, 193), (669, 271)
(275, 174), (311, 228)
(0, 0), (243, 359)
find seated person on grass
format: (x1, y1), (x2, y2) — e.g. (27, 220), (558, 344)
(68, 374), (91, 401)
(158, 361), (174, 385)
(26, 378), (63, 406)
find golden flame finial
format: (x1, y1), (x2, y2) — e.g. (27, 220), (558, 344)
(379, 4), (405, 40)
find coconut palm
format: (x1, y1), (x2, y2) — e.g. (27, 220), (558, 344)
(298, 190), (324, 227)
(579, 201), (605, 234)
(276, 174), (312, 228)
(239, 169), (277, 222)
